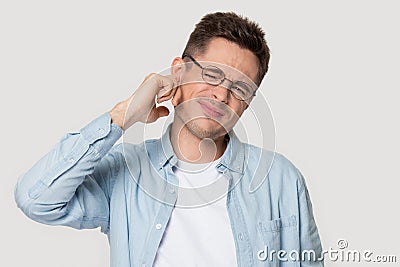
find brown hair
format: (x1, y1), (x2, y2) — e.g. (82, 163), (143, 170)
(182, 12), (270, 86)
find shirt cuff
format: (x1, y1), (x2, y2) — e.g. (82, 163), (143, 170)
(80, 112), (123, 144)
(78, 112), (123, 158)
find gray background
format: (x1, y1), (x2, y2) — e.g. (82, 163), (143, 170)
(1, 1), (399, 266)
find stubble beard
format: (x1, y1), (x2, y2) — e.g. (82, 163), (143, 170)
(187, 118), (226, 140)
(174, 110), (227, 141)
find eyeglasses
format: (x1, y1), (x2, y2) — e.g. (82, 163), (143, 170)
(182, 53), (257, 101)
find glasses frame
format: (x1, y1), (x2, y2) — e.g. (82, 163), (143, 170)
(182, 53), (257, 101)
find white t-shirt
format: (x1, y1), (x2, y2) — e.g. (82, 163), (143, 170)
(153, 159), (237, 267)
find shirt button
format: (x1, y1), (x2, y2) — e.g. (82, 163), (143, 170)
(155, 223), (162, 230)
(238, 233), (244, 240)
(67, 157), (74, 163)
(98, 128), (105, 134)
(169, 188), (175, 194)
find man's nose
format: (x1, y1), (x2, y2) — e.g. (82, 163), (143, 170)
(209, 80), (232, 103)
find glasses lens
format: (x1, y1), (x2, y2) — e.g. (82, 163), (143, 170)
(202, 66), (225, 85)
(230, 81), (254, 100)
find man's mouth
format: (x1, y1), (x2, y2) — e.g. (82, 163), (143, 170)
(197, 100), (225, 118)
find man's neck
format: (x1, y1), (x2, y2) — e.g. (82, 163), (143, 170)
(170, 120), (227, 164)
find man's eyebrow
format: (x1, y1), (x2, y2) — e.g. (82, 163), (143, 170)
(227, 69), (255, 86)
(233, 72), (256, 86)
(236, 81), (253, 93)
(203, 61), (256, 86)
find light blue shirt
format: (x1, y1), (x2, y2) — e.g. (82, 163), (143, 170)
(14, 113), (324, 266)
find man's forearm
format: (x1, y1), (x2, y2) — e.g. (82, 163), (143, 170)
(14, 113), (123, 229)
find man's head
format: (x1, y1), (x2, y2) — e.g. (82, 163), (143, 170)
(171, 12), (270, 140)
(182, 11), (270, 86)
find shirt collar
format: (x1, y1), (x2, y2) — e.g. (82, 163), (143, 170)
(155, 124), (245, 174)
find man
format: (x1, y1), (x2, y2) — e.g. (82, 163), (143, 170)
(15, 12), (324, 266)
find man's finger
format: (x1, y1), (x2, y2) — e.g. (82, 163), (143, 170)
(157, 85), (178, 104)
(158, 75), (177, 94)
(156, 75), (177, 98)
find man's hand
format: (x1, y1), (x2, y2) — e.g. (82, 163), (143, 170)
(109, 73), (178, 130)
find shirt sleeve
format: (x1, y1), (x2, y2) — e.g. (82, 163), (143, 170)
(14, 112), (123, 234)
(297, 169), (325, 266)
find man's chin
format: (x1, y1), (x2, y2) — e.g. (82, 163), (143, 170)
(185, 118), (228, 140)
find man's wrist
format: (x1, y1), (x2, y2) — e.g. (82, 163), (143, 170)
(109, 103), (126, 130)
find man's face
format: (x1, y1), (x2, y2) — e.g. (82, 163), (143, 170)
(171, 37), (259, 140)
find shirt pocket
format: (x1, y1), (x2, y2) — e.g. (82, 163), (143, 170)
(257, 215), (300, 267)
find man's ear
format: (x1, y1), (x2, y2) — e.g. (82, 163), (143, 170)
(171, 57), (185, 107)
(171, 57), (184, 84)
